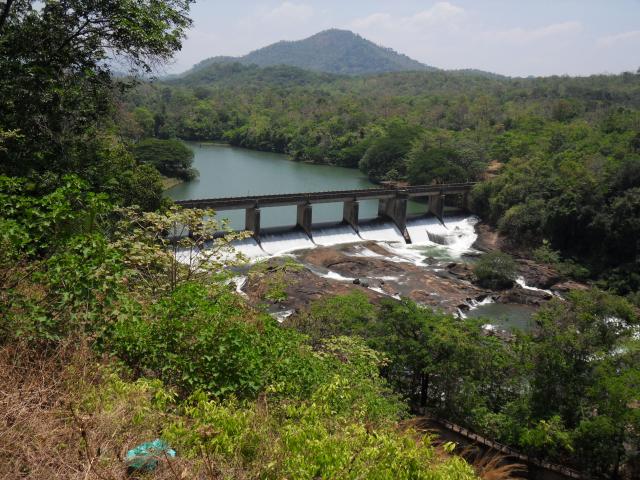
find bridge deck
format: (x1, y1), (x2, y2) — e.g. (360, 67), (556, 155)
(175, 183), (476, 211)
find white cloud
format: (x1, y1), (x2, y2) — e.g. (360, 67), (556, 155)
(350, 13), (392, 30)
(597, 29), (640, 47)
(350, 2), (465, 32)
(263, 2), (314, 23)
(483, 21), (583, 44)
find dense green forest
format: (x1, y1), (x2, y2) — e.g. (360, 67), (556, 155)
(119, 62), (640, 298)
(1, 1), (639, 479)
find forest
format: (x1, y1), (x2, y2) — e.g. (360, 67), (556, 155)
(1, 1), (639, 479)
(119, 62), (640, 299)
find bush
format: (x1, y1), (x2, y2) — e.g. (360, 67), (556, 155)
(473, 251), (517, 289)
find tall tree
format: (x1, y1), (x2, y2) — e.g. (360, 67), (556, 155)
(0, 0), (193, 179)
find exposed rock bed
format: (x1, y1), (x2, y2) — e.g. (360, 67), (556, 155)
(240, 223), (588, 319)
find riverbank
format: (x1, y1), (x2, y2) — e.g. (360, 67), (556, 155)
(161, 175), (184, 190)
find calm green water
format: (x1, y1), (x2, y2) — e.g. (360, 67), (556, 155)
(467, 303), (537, 332)
(166, 143), (425, 229)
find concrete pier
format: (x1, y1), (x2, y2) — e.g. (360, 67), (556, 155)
(296, 203), (313, 238)
(245, 207), (261, 238)
(342, 200), (359, 233)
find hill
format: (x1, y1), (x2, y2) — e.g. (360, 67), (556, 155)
(187, 29), (436, 76)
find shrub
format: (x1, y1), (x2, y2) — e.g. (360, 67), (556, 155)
(473, 251), (517, 289)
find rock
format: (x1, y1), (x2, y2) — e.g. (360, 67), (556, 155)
(496, 286), (552, 306)
(352, 278), (361, 285)
(516, 259), (562, 289)
(447, 263), (474, 281)
(472, 222), (506, 252)
(551, 280), (589, 293)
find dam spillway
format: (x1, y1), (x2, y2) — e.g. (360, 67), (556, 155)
(175, 183), (476, 246)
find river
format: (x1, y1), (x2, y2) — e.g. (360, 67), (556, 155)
(166, 143), (425, 229)
(168, 143), (538, 332)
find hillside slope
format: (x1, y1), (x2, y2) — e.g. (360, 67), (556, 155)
(189, 29), (436, 75)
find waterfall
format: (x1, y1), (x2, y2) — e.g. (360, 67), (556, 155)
(407, 215), (479, 252)
(358, 221), (405, 243)
(313, 225), (360, 246)
(232, 237), (267, 260)
(260, 230), (315, 256)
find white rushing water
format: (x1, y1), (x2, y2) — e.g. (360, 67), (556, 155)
(260, 231), (315, 256)
(515, 276), (555, 296)
(232, 237), (268, 260)
(358, 222), (406, 243)
(313, 225), (360, 246)
(407, 215), (480, 251)
(179, 214), (481, 267)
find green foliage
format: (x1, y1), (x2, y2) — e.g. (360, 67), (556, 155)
(0, 0), (193, 182)
(359, 121), (422, 181)
(532, 239), (561, 265)
(407, 132), (486, 184)
(163, 391), (475, 480)
(518, 416), (573, 458)
(133, 138), (198, 181)
(112, 206), (248, 294)
(473, 252), (517, 289)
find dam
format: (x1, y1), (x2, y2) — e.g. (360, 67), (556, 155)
(175, 182), (476, 245)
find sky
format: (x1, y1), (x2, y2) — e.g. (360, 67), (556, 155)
(166, 0), (640, 77)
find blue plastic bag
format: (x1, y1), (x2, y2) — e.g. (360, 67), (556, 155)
(126, 439), (176, 473)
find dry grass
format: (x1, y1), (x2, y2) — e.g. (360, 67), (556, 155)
(470, 452), (527, 480)
(402, 417), (527, 480)
(0, 341), (203, 480)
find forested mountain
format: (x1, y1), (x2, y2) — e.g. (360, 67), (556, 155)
(186, 29), (436, 75)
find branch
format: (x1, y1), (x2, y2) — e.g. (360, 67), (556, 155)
(0, 0), (15, 33)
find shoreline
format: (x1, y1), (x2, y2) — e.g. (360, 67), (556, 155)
(161, 175), (184, 191)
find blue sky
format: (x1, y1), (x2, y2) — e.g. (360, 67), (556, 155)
(167, 1), (640, 76)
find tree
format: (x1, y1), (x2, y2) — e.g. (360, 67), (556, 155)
(0, 0), (193, 191)
(358, 120), (422, 182)
(133, 138), (197, 181)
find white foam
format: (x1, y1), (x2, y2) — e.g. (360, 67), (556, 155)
(313, 225), (360, 246)
(227, 276), (248, 297)
(359, 222), (405, 243)
(368, 286), (401, 300)
(348, 245), (385, 258)
(468, 296), (495, 310)
(318, 270), (357, 282)
(232, 237), (267, 260)
(516, 276), (554, 296)
(408, 215), (480, 254)
(260, 231), (315, 255)
(272, 309), (295, 323)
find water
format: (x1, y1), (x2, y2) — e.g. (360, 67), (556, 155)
(167, 143), (541, 328)
(467, 303), (538, 332)
(166, 143), (424, 229)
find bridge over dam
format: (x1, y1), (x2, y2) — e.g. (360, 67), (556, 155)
(174, 182), (476, 245)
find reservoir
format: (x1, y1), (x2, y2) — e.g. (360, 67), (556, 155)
(166, 143), (424, 229)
